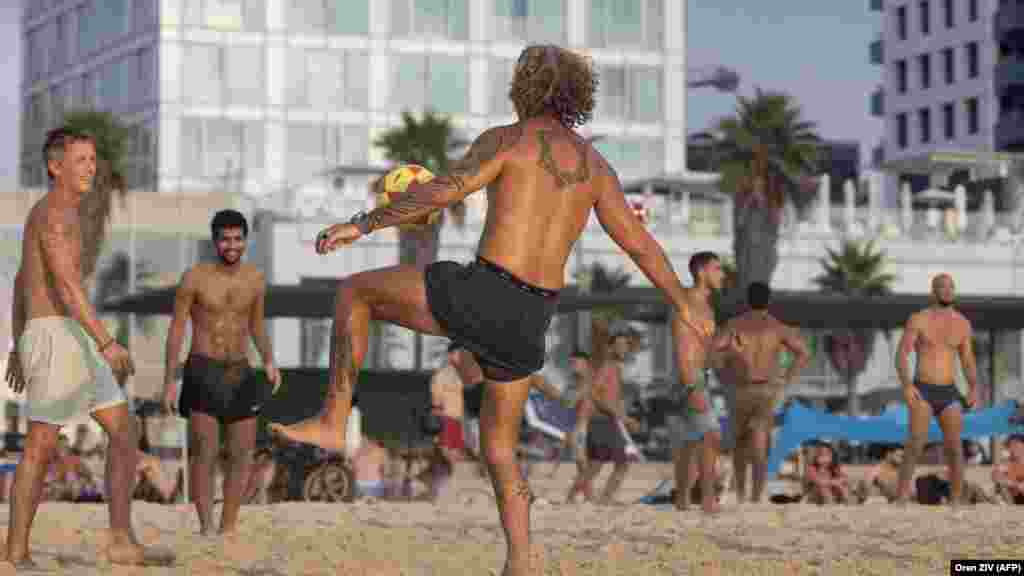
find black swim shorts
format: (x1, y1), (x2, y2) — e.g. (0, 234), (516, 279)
(425, 256), (559, 382)
(179, 354), (269, 424)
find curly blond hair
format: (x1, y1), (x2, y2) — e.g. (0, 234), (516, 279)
(509, 45), (597, 129)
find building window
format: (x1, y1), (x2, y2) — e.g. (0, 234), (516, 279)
(919, 1), (930, 36)
(392, 54), (468, 114)
(286, 123), (369, 185)
(179, 117), (265, 182)
(596, 64), (662, 123)
(943, 47), (954, 85)
(589, 0), (663, 50)
(183, 44), (265, 107)
(969, 0), (978, 22)
(896, 59), (907, 93)
(966, 42), (979, 78)
(943, 101), (955, 140)
(896, 5), (907, 40)
(593, 137), (663, 180)
(391, 0), (469, 41)
(944, 0), (954, 28)
(897, 112), (908, 148)
(918, 107), (931, 143)
(183, 0), (265, 31)
(966, 97), (979, 134)
(918, 53), (930, 89)
(494, 0), (564, 43)
(287, 0), (369, 36)
(286, 49), (369, 110)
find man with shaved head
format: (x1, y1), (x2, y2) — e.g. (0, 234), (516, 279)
(893, 273), (978, 505)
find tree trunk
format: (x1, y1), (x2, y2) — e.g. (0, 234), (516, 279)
(729, 197), (781, 308)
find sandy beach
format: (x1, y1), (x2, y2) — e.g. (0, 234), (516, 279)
(1, 463), (1021, 575)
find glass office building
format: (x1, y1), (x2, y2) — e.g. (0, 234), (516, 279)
(21, 0), (688, 195)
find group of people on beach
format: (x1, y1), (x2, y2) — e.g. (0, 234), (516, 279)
(1, 43), (1007, 575)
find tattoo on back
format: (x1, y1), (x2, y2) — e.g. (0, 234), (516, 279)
(537, 130), (590, 188)
(365, 125), (523, 233)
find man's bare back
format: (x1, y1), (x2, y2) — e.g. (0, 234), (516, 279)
(725, 312), (806, 386)
(21, 200), (83, 322)
(473, 118), (625, 290)
(179, 262), (264, 361)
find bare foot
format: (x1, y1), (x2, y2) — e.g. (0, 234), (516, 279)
(106, 542), (175, 566)
(268, 416), (345, 452)
(701, 499), (721, 515)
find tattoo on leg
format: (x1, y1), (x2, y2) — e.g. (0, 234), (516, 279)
(332, 330), (355, 398)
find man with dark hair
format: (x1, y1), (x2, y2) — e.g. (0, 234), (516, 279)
(5, 126), (158, 566)
(894, 273), (978, 505)
(269, 43), (692, 575)
(718, 281), (809, 504)
(667, 251), (741, 514)
(163, 209), (279, 535)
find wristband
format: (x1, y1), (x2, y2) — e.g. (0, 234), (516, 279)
(348, 211), (372, 235)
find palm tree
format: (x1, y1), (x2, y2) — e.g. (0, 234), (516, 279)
(701, 88), (820, 306)
(811, 240), (897, 416)
(60, 110), (131, 281)
(373, 110), (470, 269)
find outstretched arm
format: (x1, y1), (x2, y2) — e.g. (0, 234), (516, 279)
(362, 125), (522, 234)
(593, 163), (687, 312)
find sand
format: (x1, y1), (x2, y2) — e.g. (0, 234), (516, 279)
(1, 463), (1021, 575)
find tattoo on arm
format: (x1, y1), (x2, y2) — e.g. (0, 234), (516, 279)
(537, 130), (590, 188)
(365, 125), (523, 233)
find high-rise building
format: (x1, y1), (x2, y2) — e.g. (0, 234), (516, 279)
(869, 0), (1001, 201)
(21, 0), (690, 197)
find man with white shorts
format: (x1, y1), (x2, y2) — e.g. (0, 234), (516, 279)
(4, 127), (164, 567)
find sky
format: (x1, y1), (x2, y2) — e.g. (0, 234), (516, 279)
(0, 1), (884, 191)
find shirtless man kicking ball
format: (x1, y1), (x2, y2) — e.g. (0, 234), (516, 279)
(269, 44), (694, 576)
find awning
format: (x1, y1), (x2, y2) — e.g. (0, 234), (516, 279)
(101, 284), (1024, 331)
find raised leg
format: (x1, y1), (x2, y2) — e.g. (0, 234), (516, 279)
(896, 399), (932, 503)
(480, 377), (533, 576)
(936, 406), (965, 505)
(4, 421), (59, 567)
(270, 266), (445, 451)
(220, 417), (259, 534)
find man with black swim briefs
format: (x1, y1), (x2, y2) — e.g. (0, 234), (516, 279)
(268, 44), (694, 576)
(163, 210), (280, 535)
(893, 273), (978, 505)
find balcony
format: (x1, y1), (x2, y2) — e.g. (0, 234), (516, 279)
(870, 88), (884, 117)
(997, 2), (1024, 40)
(995, 58), (1024, 92)
(870, 0), (883, 12)
(869, 38), (884, 65)
(996, 111), (1024, 151)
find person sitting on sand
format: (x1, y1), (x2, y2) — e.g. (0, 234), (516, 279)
(855, 446), (907, 503)
(992, 435), (1024, 505)
(803, 442), (851, 505)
